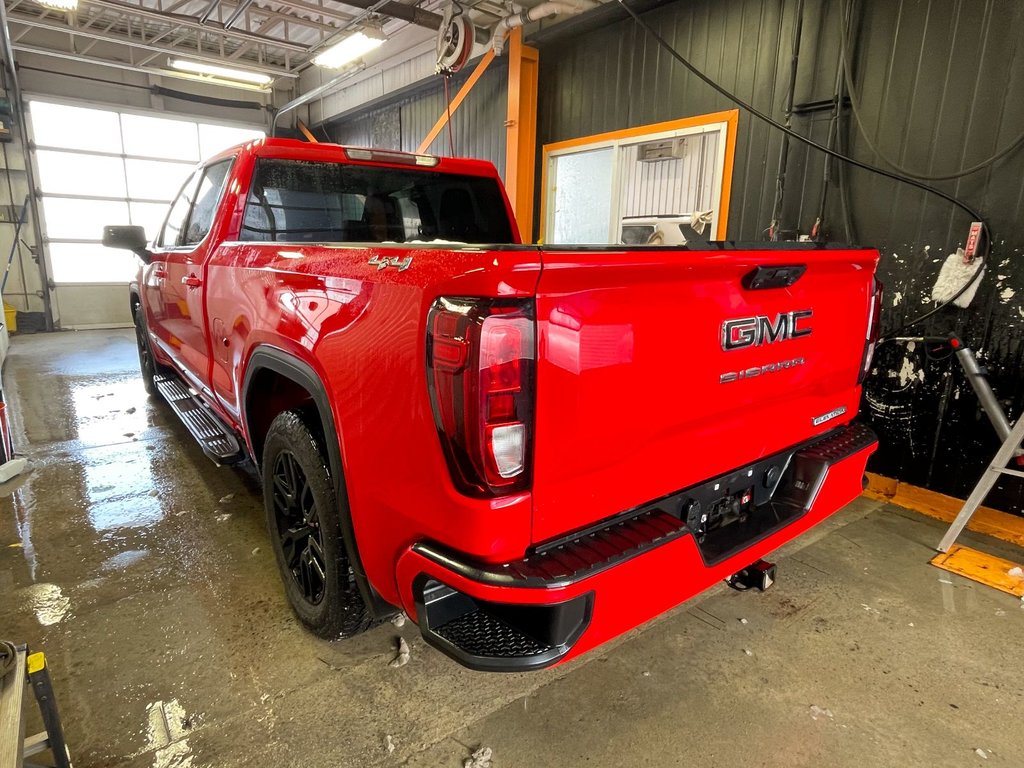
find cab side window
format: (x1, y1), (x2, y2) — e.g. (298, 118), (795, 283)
(158, 172), (198, 248)
(182, 160), (233, 246)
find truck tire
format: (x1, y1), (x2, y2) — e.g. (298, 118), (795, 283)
(133, 304), (162, 396)
(262, 410), (372, 639)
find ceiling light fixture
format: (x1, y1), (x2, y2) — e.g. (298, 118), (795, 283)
(37, 0), (78, 10)
(168, 58), (273, 87)
(312, 28), (386, 70)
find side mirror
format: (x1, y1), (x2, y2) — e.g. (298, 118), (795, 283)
(103, 225), (152, 264)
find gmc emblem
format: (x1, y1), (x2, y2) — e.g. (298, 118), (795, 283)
(721, 310), (813, 351)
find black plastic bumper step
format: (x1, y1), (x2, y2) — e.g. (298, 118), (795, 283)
(414, 579), (593, 672)
(154, 374), (244, 465)
(434, 609), (553, 659)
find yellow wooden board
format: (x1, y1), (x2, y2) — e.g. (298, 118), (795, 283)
(864, 472), (1024, 549)
(930, 544), (1024, 598)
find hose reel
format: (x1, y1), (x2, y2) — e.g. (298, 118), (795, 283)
(436, 2), (475, 73)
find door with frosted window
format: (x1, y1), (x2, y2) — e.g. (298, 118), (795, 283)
(28, 100), (262, 328)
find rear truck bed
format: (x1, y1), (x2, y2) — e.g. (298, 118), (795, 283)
(406, 244), (881, 671)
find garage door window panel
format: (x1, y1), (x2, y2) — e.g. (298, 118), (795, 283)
(131, 202), (174, 243)
(36, 151), (127, 198)
(49, 243), (136, 283)
(199, 124), (264, 158)
(121, 113), (200, 162)
(125, 159), (194, 202)
(30, 101), (121, 154)
(42, 197), (129, 240)
(28, 100), (264, 295)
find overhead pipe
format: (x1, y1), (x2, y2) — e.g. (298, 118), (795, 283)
(490, 0), (598, 55)
(337, 0), (490, 43)
(270, 63), (366, 135)
(0, 1), (54, 330)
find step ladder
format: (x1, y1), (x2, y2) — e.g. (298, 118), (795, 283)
(937, 412), (1024, 552)
(0, 645), (72, 768)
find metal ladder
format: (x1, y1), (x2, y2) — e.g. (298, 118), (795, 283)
(929, 335), (1024, 552)
(937, 412), (1024, 552)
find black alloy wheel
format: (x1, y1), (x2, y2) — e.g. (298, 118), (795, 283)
(261, 410), (371, 638)
(271, 450), (327, 605)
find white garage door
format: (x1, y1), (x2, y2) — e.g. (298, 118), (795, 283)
(28, 99), (263, 329)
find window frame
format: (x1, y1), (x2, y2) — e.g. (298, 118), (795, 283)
(180, 158), (236, 248)
(539, 110), (739, 244)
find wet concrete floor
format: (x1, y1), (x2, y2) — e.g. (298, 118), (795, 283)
(1, 329), (1023, 767)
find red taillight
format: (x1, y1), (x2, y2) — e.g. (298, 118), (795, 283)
(858, 279), (883, 384)
(427, 298), (535, 496)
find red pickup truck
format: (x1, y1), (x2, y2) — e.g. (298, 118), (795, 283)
(104, 138), (881, 671)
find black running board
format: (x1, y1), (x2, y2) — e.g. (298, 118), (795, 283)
(154, 374), (245, 465)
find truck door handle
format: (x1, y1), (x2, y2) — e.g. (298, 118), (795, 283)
(153, 268), (168, 279)
(182, 275), (202, 288)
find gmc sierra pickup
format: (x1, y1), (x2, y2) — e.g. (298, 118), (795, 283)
(104, 137), (881, 671)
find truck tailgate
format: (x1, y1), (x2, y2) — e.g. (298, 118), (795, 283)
(531, 246), (878, 543)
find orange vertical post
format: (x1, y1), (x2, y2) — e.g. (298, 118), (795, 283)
(504, 28), (540, 243)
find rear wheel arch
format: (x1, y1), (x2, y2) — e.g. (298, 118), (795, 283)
(241, 346), (389, 617)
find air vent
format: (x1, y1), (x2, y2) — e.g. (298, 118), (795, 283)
(637, 137), (686, 162)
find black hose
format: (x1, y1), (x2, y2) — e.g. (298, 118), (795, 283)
(768, 0), (804, 241)
(616, 0), (990, 337)
(837, 0), (1024, 181)
(0, 640), (17, 680)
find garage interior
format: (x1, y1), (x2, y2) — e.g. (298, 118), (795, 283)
(1, 0), (1023, 766)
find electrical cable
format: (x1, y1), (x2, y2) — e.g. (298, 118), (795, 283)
(443, 73), (455, 156)
(616, 0), (990, 338)
(0, 640), (17, 680)
(836, 0), (1024, 182)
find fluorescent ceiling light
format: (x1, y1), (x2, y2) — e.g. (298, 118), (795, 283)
(37, 0), (78, 10)
(313, 30), (386, 70)
(168, 58), (273, 86)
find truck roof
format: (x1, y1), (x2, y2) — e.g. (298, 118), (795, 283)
(206, 136), (501, 178)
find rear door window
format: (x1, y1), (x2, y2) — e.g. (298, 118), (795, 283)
(239, 158), (513, 244)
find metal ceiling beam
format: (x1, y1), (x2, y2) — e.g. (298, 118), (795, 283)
(223, 0), (253, 28)
(77, 0), (311, 52)
(12, 41), (276, 94)
(8, 15), (299, 76)
(253, 0), (354, 24)
(198, 0), (221, 24)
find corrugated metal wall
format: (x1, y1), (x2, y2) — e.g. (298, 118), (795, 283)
(538, 0), (1024, 511)
(323, 57), (509, 178)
